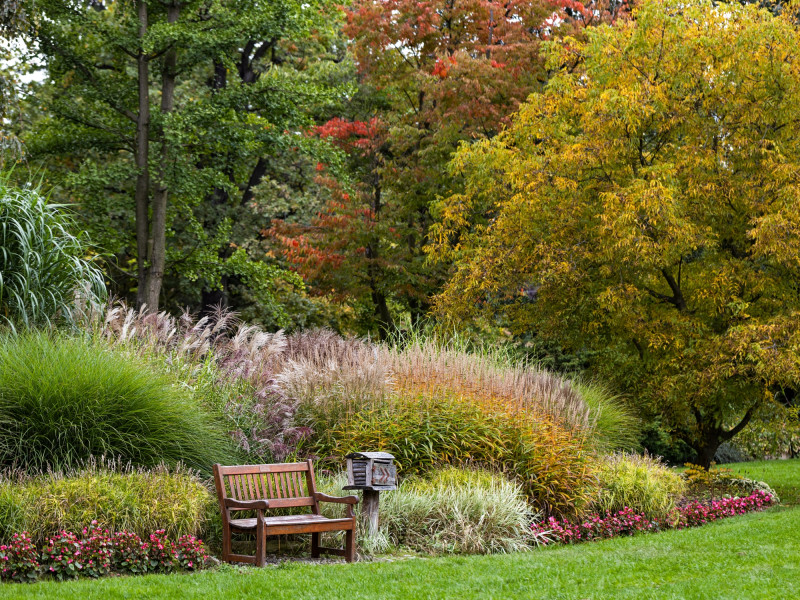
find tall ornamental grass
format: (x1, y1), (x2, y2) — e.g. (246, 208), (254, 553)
(0, 175), (106, 329)
(313, 393), (596, 518)
(92, 305), (635, 516)
(0, 332), (235, 473)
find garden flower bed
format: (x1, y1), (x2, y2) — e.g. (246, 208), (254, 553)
(531, 490), (776, 545)
(0, 523), (207, 583)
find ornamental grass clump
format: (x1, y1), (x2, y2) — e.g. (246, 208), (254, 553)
(318, 468), (533, 555)
(0, 332), (235, 473)
(0, 463), (216, 546)
(0, 175), (106, 330)
(593, 453), (686, 522)
(314, 393), (596, 517)
(95, 305), (637, 470)
(386, 339), (640, 453)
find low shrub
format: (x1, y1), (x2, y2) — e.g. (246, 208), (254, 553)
(593, 453), (686, 522)
(319, 468), (533, 555)
(0, 464), (216, 546)
(681, 463), (779, 502)
(0, 332), (235, 472)
(146, 530), (176, 573)
(79, 523), (113, 578)
(532, 507), (663, 545)
(110, 531), (149, 574)
(176, 534), (208, 571)
(0, 528), (207, 583)
(532, 490), (776, 546)
(0, 533), (40, 582)
(41, 531), (82, 580)
(678, 491), (776, 527)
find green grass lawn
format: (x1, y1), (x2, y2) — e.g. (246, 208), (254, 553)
(727, 458), (800, 505)
(3, 459), (798, 599)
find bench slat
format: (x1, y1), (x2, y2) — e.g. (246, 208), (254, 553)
(217, 462), (309, 475)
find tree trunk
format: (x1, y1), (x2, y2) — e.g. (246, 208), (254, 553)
(142, 1), (180, 311)
(695, 432), (722, 469)
(134, 0), (151, 309)
(371, 287), (393, 341)
(692, 403), (757, 468)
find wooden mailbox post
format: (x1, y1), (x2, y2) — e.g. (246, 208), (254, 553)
(343, 451), (397, 537)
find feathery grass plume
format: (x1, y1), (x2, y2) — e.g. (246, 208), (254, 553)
(0, 459), (216, 546)
(0, 174), (106, 330)
(0, 331), (235, 473)
(99, 302), (299, 460)
(277, 328), (393, 437)
(387, 338), (591, 428)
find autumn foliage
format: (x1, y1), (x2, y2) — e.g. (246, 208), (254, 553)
(430, 0), (800, 465)
(270, 0), (631, 335)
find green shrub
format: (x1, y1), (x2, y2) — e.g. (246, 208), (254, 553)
(593, 453), (686, 521)
(318, 468), (532, 555)
(0, 175), (106, 330)
(0, 463), (216, 546)
(0, 332), (235, 472)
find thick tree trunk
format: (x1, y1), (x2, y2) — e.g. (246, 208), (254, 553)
(695, 432), (722, 469)
(142, 1), (180, 311)
(134, 0), (151, 309)
(692, 403), (757, 468)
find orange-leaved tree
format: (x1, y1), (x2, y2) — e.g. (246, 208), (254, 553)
(270, 0), (631, 337)
(429, 0), (800, 466)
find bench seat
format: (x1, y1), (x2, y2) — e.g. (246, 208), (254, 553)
(230, 514), (356, 535)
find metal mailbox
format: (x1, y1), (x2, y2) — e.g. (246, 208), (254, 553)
(343, 451), (397, 491)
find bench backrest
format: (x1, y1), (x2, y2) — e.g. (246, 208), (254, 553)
(213, 459), (320, 512)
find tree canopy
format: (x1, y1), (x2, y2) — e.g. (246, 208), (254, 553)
(430, 0), (800, 464)
(19, 0), (346, 324)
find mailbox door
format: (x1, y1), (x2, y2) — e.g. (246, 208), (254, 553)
(371, 462), (397, 487)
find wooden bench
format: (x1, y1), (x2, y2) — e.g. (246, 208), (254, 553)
(212, 459), (358, 564)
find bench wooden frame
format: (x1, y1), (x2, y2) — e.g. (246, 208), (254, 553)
(212, 459), (359, 564)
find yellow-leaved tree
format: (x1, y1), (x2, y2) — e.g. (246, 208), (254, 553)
(429, 0), (800, 466)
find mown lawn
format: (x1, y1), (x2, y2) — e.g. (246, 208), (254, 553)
(727, 458), (800, 505)
(3, 459), (798, 599)
(3, 505), (798, 599)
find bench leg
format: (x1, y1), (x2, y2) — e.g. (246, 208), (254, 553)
(311, 532), (320, 558)
(345, 529), (355, 563)
(221, 528), (232, 563)
(256, 519), (266, 567)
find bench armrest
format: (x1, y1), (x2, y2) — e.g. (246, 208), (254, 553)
(224, 498), (270, 510)
(314, 492), (359, 505)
